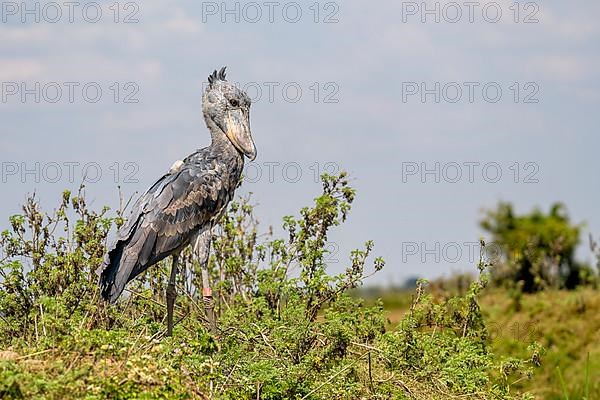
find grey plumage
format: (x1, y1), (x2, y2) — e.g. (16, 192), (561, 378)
(98, 67), (256, 303)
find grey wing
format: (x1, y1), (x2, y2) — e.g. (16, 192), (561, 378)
(98, 156), (234, 302)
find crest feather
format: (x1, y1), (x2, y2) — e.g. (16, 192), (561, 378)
(208, 66), (227, 87)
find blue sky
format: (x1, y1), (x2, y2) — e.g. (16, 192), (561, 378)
(1, 0), (599, 285)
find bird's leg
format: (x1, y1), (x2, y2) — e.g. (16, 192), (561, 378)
(201, 266), (217, 336)
(194, 228), (217, 335)
(166, 254), (178, 337)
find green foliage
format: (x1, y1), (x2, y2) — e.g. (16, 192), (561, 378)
(0, 188), (114, 343)
(481, 288), (600, 400)
(480, 202), (596, 292)
(0, 174), (537, 399)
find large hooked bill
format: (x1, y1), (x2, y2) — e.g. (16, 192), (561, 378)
(224, 109), (256, 161)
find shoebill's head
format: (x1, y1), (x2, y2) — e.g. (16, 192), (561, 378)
(202, 67), (257, 161)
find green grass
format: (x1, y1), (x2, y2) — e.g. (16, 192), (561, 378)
(361, 288), (600, 400)
(4, 286), (595, 399)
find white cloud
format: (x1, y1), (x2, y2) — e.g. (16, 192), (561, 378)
(0, 59), (44, 80)
(163, 8), (202, 35)
(526, 55), (588, 82)
(0, 26), (51, 44)
(139, 60), (162, 81)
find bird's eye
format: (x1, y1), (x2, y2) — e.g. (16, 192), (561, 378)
(229, 99), (239, 107)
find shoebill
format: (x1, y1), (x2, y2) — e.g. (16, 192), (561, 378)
(98, 67), (256, 336)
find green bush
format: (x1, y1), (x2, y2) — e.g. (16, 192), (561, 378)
(0, 174), (538, 399)
(480, 202), (596, 292)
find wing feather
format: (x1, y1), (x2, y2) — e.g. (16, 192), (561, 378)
(98, 149), (241, 302)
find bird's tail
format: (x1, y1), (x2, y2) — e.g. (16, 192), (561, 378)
(98, 216), (156, 303)
(98, 239), (131, 303)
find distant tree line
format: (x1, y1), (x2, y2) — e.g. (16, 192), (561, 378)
(480, 202), (598, 293)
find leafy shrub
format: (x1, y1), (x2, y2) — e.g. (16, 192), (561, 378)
(0, 174), (538, 399)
